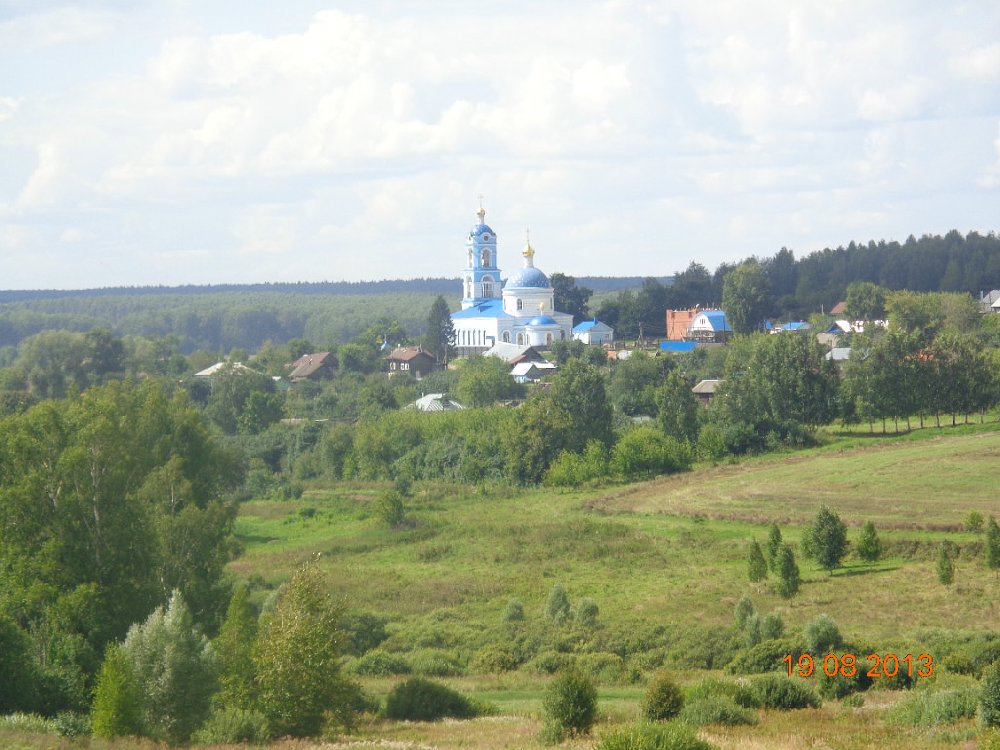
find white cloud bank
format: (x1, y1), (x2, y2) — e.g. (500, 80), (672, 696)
(0, 0), (997, 289)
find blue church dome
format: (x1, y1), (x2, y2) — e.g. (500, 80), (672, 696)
(527, 314), (558, 326)
(506, 266), (549, 288)
(470, 222), (495, 238)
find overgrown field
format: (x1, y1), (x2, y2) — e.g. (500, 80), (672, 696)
(6, 423), (1000, 749)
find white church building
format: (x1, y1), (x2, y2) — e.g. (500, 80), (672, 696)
(451, 206), (573, 356)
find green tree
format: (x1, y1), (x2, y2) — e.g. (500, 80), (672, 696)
(774, 543), (801, 599)
(374, 489), (406, 528)
(747, 539), (768, 582)
(843, 281), (886, 321)
(214, 584), (258, 711)
(253, 561), (355, 737)
(936, 542), (955, 586)
(655, 370), (699, 443)
(734, 594), (756, 629)
(986, 516), (1000, 577)
(642, 671), (684, 721)
(542, 668), (598, 739)
(91, 644), (143, 739)
(980, 661), (1000, 728)
(856, 521), (882, 564)
(805, 505), (849, 574)
(722, 260), (771, 335)
(422, 296), (455, 363)
(550, 272), (593, 325)
(766, 524), (783, 571)
(456, 355), (525, 407)
(121, 590), (217, 744)
(610, 426), (692, 480)
(607, 352), (671, 417)
(0, 615), (41, 713)
(545, 584), (571, 623)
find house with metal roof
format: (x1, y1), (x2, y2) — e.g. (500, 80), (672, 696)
(572, 319), (614, 345)
(287, 351), (337, 381)
(687, 310), (732, 343)
(692, 378), (722, 406)
(407, 393), (465, 412)
(386, 347), (437, 378)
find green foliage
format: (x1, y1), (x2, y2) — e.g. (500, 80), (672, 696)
(888, 687), (980, 726)
(383, 677), (478, 721)
(213, 584), (258, 711)
(642, 671), (685, 721)
(766, 524), (783, 571)
(611, 426), (693, 480)
(545, 584), (571, 623)
(656, 371), (700, 443)
(760, 612), (784, 641)
(575, 597), (600, 628)
(542, 668), (598, 737)
(986, 516), (1000, 575)
(981, 661), (1000, 728)
(734, 595), (755, 630)
(695, 423), (727, 462)
(455, 354), (525, 407)
(844, 281), (886, 321)
(121, 590), (217, 744)
(192, 706), (271, 744)
(90, 644), (142, 739)
(502, 598), (525, 623)
(937, 541), (956, 586)
(856, 521), (882, 564)
(804, 505), (848, 573)
(747, 539), (768, 582)
(551, 273), (593, 326)
(680, 695), (758, 726)
(543, 441), (609, 487)
(0, 615), (41, 713)
(804, 614), (844, 654)
(422, 295), (455, 363)
(471, 644), (519, 673)
(253, 562), (355, 737)
(815, 662), (873, 700)
(597, 721), (719, 750)
(966, 510), (985, 532)
(340, 611), (390, 656)
(722, 260), (771, 335)
(375, 489), (406, 528)
(773, 543), (800, 599)
(727, 637), (804, 676)
(408, 649), (464, 677)
(748, 674), (821, 710)
(608, 352), (671, 417)
(349, 650), (411, 676)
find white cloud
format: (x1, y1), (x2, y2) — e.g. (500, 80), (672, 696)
(0, 6), (117, 49)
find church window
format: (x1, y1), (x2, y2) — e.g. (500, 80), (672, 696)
(516, 299), (522, 311)
(468, 250), (473, 268)
(502, 331), (510, 343)
(482, 276), (494, 297)
(546, 333), (553, 345)
(481, 248), (490, 266)
(517, 332), (524, 345)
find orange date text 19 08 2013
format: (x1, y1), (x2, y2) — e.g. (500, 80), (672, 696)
(783, 653), (934, 679)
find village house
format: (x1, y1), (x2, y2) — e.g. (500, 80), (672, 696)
(386, 347), (437, 378)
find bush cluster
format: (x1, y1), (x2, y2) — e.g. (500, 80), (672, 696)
(597, 721), (719, 750)
(383, 678), (479, 721)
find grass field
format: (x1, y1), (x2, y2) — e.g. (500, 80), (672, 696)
(5, 422), (999, 749)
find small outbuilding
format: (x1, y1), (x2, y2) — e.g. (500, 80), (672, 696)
(287, 351), (337, 381)
(692, 378), (722, 406)
(407, 393), (464, 412)
(572, 319), (614, 346)
(386, 347), (437, 378)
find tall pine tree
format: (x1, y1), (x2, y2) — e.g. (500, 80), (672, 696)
(422, 296), (455, 364)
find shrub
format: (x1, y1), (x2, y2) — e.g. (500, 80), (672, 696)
(686, 677), (758, 709)
(611, 427), (693, 479)
(734, 594), (755, 630)
(982, 661), (1000, 728)
(91, 644), (143, 739)
(727, 637), (804, 675)
(192, 707), (271, 744)
(409, 649), (464, 677)
(773, 543), (801, 598)
(383, 677), (478, 721)
(341, 612), (390, 656)
(545, 584), (571, 623)
(576, 597), (600, 627)
(805, 614), (843, 654)
(842, 693), (865, 708)
(667, 625), (741, 670)
(542, 668), (598, 737)
(528, 651), (576, 675)
(53, 712), (89, 738)
(597, 721), (719, 750)
(888, 687), (979, 726)
(643, 671), (685, 721)
(350, 649), (412, 676)
(749, 674), (821, 710)
(471, 644), (519, 674)
(375, 489), (406, 527)
(696, 423), (727, 463)
(679, 695), (758, 726)
(816, 663), (873, 700)
(965, 510), (985, 533)
(502, 598), (525, 623)
(760, 612), (784, 641)
(576, 652), (625, 684)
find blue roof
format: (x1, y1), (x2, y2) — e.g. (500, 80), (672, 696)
(572, 318), (602, 332)
(780, 321), (811, 331)
(470, 222), (495, 238)
(660, 341), (696, 352)
(506, 266), (549, 289)
(451, 299), (512, 319)
(527, 314), (557, 326)
(699, 310), (731, 331)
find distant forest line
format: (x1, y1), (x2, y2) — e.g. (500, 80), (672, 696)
(0, 229), (996, 354)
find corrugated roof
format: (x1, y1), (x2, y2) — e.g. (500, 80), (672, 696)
(660, 341), (696, 352)
(692, 379), (721, 394)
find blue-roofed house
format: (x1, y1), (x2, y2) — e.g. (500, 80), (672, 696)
(771, 321), (813, 334)
(687, 310), (732, 344)
(450, 206), (574, 355)
(572, 318), (614, 345)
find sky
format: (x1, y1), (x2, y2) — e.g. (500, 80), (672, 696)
(1, 1), (998, 290)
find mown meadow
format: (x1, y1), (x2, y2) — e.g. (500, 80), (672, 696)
(4, 422), (1000, 749)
